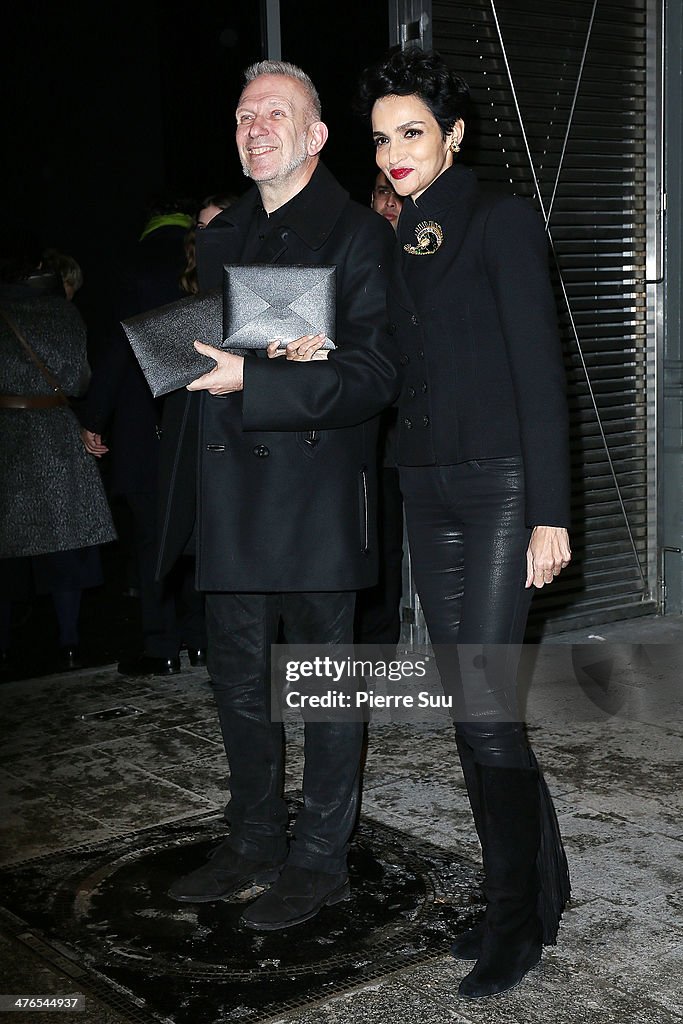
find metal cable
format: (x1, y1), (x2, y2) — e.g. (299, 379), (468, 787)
(545, 0), (599, 228)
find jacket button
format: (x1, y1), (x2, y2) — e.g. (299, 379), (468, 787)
(253, 444), (270, 457)
(422, 381), (428, 393)
(422, 415), (430, 427)
(400, 353), (410, 365)
(403, 417), (413, 429)
(411, 314), (420, 326)
(418, 349), (424, 358)
(408, 386), (416, 399)
(387, 322), (396, 335)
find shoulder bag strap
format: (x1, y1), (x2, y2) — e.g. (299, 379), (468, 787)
(0, 306), (69, 405)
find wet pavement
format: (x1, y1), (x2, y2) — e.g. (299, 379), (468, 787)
(0, 614), (682, 1023)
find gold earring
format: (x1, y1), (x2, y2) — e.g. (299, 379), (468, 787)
(450, 139), (460, 154)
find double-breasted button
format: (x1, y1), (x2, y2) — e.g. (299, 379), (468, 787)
(408, 386), (416, 399)
(411, 313), (420, 326)
(400, 353), (410, 366)
(422, 381), (428, 393)
(422, 415), (430, 427)
(387, 322), (397, 335)
(418, 349), (424, 358)
(253, 444), (270, 458)
(403, 417), (413, 429)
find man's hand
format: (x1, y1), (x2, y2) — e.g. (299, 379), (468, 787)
(267, 333), (328, 361)
(186, 341), (245, 394)
(81, 428), (109, 458)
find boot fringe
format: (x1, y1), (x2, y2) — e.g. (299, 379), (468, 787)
(530, 750), (571, 945)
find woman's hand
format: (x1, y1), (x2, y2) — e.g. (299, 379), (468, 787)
(81, 428), (109, 458)
(267, 334), (328, 361)
(525, 526), (571, 589)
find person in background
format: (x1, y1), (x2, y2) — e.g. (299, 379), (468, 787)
(41, 249), (84, 302)
(355, 47), (572, 1000)
(354, 172), (404, 657)
(80, 197), (207, 676)
(370, 170), (403, 229)
(180, 194), (237, 297)
(0, 229), (116, 672)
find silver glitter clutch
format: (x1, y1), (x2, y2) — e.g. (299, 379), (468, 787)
(223, 264), (336, 351)
(122, 289), (223, 397)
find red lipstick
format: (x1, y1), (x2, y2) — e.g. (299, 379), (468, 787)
(390, 168), (412, 180)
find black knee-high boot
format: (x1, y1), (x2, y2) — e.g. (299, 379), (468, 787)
(452, 742), (571, 966)
(458, 763), (543, 999)
(450, 735), (487, 960)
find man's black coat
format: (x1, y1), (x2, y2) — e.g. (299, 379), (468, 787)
(157, 164), (399, 592)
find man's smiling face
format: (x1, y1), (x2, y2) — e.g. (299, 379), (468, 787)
(235, 74), (313, 185)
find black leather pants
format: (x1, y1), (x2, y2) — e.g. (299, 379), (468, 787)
(399, 458), (533, 768)
(205, 590), (361, 874)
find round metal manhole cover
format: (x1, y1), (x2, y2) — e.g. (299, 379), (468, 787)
(60, 824), (478, 979)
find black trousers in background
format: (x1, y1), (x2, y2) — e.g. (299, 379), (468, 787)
(354, 467), (404, 652)
(205, 590), (361, 875)
(125, 492), (205, 658)
(399, 457), (533, 767)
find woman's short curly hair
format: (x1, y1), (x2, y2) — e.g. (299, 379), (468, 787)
(357, 47), (470, 139)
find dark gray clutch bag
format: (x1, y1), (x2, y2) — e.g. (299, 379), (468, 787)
(122, 265), (336, 398)
(223, 264), (336, 351)
(122, 290), (223, 397)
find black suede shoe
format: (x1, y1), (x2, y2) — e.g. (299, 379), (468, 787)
(118, 654), (181, 677)
(450, 919), (485, 961)
(240, 864), (350, 931)
(168, 843), (285, 903)
(187, 648), (207, 667)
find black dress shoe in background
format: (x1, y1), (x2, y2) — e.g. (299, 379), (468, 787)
(187, 648), (207, 668)
(59, 646), (83, 671)
(117, 654), (181, 677)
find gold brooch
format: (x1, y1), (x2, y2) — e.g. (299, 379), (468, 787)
(403, 220), (444, 256)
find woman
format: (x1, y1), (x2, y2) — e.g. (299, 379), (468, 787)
(355, 49), (572, 999)
(0, 230), (116, 671)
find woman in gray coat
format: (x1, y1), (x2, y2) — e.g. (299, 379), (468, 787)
(0, 232), (116, 670)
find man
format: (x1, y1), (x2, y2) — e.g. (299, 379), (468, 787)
(370, 170), (403, 229)
(158, 61), (398, 930)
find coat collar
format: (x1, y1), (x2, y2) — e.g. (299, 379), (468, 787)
(196, 163), (350, 289)
(397, 163), (481, 276)
(212, 161), (349, 252)
(408, 162), (479, 217)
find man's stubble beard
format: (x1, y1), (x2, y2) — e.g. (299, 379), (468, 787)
(240, 130), (310, 183)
